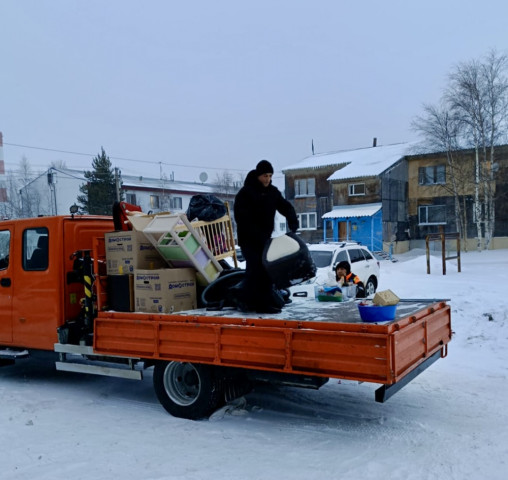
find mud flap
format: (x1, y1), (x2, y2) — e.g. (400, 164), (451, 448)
(375, 349), (443, 403)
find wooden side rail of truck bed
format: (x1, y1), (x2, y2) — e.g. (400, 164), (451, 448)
(93, 301), (451, 388)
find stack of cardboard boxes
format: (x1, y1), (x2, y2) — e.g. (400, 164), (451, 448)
(105, 230), (197, 314)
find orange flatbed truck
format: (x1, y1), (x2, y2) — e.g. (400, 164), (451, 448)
(0, 215), (452, 419)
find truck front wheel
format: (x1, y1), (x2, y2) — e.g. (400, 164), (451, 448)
(153, 361), (223, 420)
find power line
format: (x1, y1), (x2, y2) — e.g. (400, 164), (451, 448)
(3, 141), (250, 173)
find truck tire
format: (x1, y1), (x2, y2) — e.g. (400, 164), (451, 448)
(153, 361), (224, 420)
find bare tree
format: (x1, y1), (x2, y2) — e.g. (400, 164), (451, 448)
(0, 156), (42, 219)
(412, 103), (471, 247)
(446, 58), (487, 250)
(413, 49), (508, 251)
(446, 50), (508, 249)
(0, 170), (21, 219)
(50, 159), (68, 169)
(213, 171), (235, 197)
(18, 157), (42, 218)
(481, 50), (508, 247)
(213, 171), (243, 201)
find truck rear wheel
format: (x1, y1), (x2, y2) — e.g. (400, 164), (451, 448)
(153, 361), (223, 420)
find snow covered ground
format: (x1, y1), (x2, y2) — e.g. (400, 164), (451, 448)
(1, 248), (507, 480)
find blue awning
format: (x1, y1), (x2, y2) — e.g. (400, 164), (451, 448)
(322, 203), (382, 219)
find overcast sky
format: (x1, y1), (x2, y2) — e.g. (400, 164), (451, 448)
(1, 0), (507, 185)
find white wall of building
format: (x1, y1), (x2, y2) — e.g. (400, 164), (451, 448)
(20, 169), (234, 219)
(48, 170), (85, 214)
(22, 168), (84, 216)
(123, 188), (201, 216)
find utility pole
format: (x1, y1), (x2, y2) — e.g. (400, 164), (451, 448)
(47, 169), (57, 215)
(115, 167), (121, 201)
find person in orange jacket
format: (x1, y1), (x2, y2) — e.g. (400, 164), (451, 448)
(334, 261), (366, 298)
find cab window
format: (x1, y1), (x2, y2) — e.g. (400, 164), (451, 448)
(0, 230), (10, 270)
(23, 228), (49, 271)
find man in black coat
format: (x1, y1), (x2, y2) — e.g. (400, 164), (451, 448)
(234, 160), (299, 313)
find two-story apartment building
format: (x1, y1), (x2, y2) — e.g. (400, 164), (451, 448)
(281, 152), (350, 244)
(407, 145), (508, 250)
(283, 142), (410, 251)
(284, 141), (508, 252)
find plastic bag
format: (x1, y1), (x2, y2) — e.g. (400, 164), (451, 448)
(186, 195), (227, 222)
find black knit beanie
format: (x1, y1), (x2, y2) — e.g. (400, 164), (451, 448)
(256, 160), (274, 176)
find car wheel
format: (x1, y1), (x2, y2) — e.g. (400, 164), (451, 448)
(365, 277), (377, 296)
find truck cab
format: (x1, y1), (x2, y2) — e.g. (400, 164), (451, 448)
(0, 215), (113, 350)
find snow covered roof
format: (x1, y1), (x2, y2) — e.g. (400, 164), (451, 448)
(121, 174), (217, 194)
(282, 143), (413, 180)
(42, 168), (218, 194)
(327, 143), (412, 181)
(322, 202), (382, 219)
(282, 150), (351, 172)
(38, 168), (220, 195)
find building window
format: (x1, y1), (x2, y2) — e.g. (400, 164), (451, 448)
(348, 183), (365, 196)
(295, 178), (315, 197)
(126, 193), (137, 205)
(418, 165), (446, 185)
(150, 195), (160, 209)
(297, 212), (317, 230)
(418, 205), (446, 225)
(170, 197), (182, 210)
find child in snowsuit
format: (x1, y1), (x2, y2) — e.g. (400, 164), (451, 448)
(334, 260), (366, 298)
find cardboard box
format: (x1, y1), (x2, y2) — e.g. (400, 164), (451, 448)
(105, 231), (165, 275)
(134, 268), (197, 314)
(373, 289), (400, 306)
(107, 274), (134, 312)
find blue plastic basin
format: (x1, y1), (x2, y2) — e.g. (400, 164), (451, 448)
(358, 304), (397, 322)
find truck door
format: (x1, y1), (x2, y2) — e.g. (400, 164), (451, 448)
(0, 225), (13, 343)
(11, 226), (58, 350)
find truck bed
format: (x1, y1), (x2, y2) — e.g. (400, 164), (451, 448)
(165, 297), (446, 324)
(93, 298), (451, 389)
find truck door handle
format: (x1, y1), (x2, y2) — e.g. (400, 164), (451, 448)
(1, 278), (11, 287)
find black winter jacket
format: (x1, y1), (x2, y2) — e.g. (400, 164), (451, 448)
(234, 170), (299, 249)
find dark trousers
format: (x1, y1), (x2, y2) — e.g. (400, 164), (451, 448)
(238, 243), (273, 310)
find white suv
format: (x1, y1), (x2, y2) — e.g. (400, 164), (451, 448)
(292, 242), (380, 297)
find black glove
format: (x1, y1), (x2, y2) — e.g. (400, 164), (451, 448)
(288, 219), (299, 233)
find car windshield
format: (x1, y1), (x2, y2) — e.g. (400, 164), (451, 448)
(310, 250), (333, 268)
